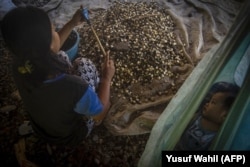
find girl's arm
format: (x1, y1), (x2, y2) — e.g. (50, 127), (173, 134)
(92, 51), (115, 124)
(58, 9), (83, 47)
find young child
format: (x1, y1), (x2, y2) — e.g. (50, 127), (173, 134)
(1, 6), (115, 146)
(175, 82), (239, 150)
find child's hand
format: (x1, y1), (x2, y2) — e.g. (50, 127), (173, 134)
(69, 7), (85, 27)
(102, 51), (115, 82)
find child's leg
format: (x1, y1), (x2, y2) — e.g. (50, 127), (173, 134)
(57, 50), (72, 66)
(72, 57), (100, 92)
(72, 57), (101, 136)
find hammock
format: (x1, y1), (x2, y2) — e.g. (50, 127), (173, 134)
(138, 1), (250, 166)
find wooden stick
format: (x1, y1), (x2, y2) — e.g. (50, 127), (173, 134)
(90, 25), (106, 57)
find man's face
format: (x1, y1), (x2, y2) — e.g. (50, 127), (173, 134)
(202, 92), (229, 125)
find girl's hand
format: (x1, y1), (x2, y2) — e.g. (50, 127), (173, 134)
(102, 51), (115, 82)
(69, 7), (85, 27)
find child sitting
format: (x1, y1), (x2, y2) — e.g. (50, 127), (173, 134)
(1, 6), (115, 146)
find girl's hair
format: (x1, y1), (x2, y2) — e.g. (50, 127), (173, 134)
(1, 6), (69, 87)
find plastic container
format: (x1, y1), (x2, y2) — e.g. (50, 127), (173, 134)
(61, 29), (80, 61)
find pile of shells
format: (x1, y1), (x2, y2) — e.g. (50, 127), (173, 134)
(78, 1), (191, 104)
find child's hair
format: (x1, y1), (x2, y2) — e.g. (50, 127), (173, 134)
(220, 92), (237, 111)
(0, 6), (69, 87)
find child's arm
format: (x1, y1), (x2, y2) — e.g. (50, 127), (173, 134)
(92, 51), (115, 124)
(58, 8), (83, 48)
